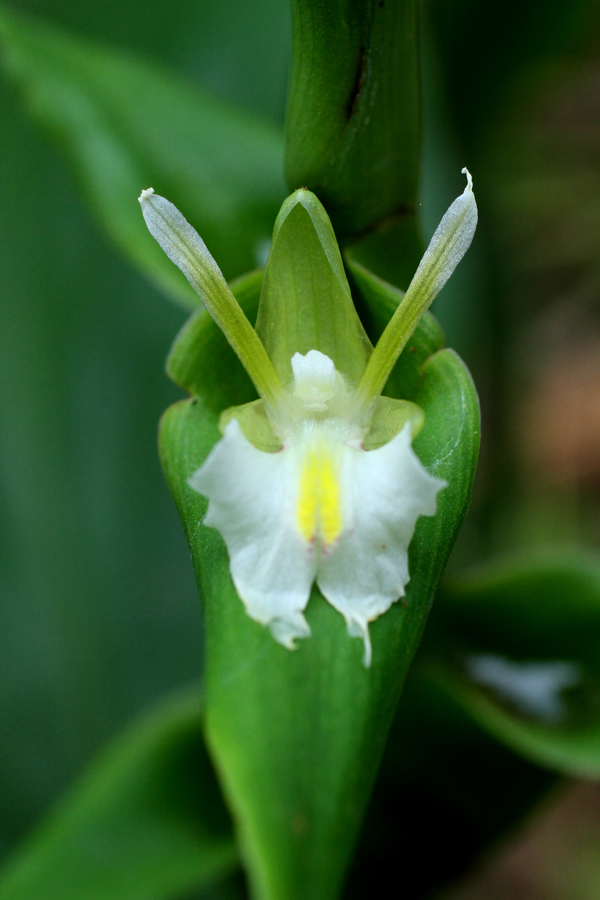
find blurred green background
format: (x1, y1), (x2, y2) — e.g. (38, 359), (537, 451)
(1, 0), (600, 896)
(0, 0), (290, 859)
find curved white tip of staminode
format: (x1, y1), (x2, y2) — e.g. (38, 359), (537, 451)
(461, 167), (473, 193)
(138, 187), (155, 204)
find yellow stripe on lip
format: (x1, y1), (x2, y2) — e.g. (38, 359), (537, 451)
(297, 443), (343, 547)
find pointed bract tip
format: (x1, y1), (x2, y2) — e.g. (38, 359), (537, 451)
(288, 187), (324, 213)
(138, 187), (155, 204)
(461, 168), (473, 193)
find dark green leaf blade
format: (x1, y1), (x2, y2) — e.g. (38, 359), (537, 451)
(159, 319), (480, 900)
(0, 5), (285, 308)
(285, 0), (420, 235)
(346, 664), (556, 897)
(425, 551), (600, 778)
(0, 688), (238, 900)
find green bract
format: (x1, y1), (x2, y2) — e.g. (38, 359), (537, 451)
(255, 190), (372, 385)
(142, 178), (480, 899)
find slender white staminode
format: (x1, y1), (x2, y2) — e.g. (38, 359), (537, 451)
(138, 189), (285, 410)
(355, 169), (477, 416)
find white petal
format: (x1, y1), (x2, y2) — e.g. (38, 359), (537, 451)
(316, 425), (446, 667)
(189, 420), (316, 648)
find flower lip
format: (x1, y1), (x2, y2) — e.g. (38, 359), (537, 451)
(190, 351), (446, 667)
(295, 423), (345, 548)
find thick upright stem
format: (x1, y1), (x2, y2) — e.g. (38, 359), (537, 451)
(285, 0), (420, 237)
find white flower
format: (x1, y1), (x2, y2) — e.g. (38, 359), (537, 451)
(139, 170), (477, 666)
(190, 349), (445, 666)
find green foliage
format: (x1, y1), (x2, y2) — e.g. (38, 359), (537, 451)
(0, 3), (285, 308)
(5, 0), (597, 897)
(285, 0), (420, 235)
(159, 249), (480, 898)
(345, 665), (555, 897)
(0, 688), (238, 900)
(0, 45), (209, 866)
(424, 551), (600, 778)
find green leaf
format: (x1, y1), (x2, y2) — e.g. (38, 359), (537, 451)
(0, 5), (285, 309)
(348, 665), (556, 893)
(255, 190), (372, 387)
(0, 687), (238, 900)
(424, 551), (600, 779)
(159, 313), (479, 900)
(285, 0), (420, 235)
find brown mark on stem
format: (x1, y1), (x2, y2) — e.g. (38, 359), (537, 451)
(345, 45), (368, 123)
